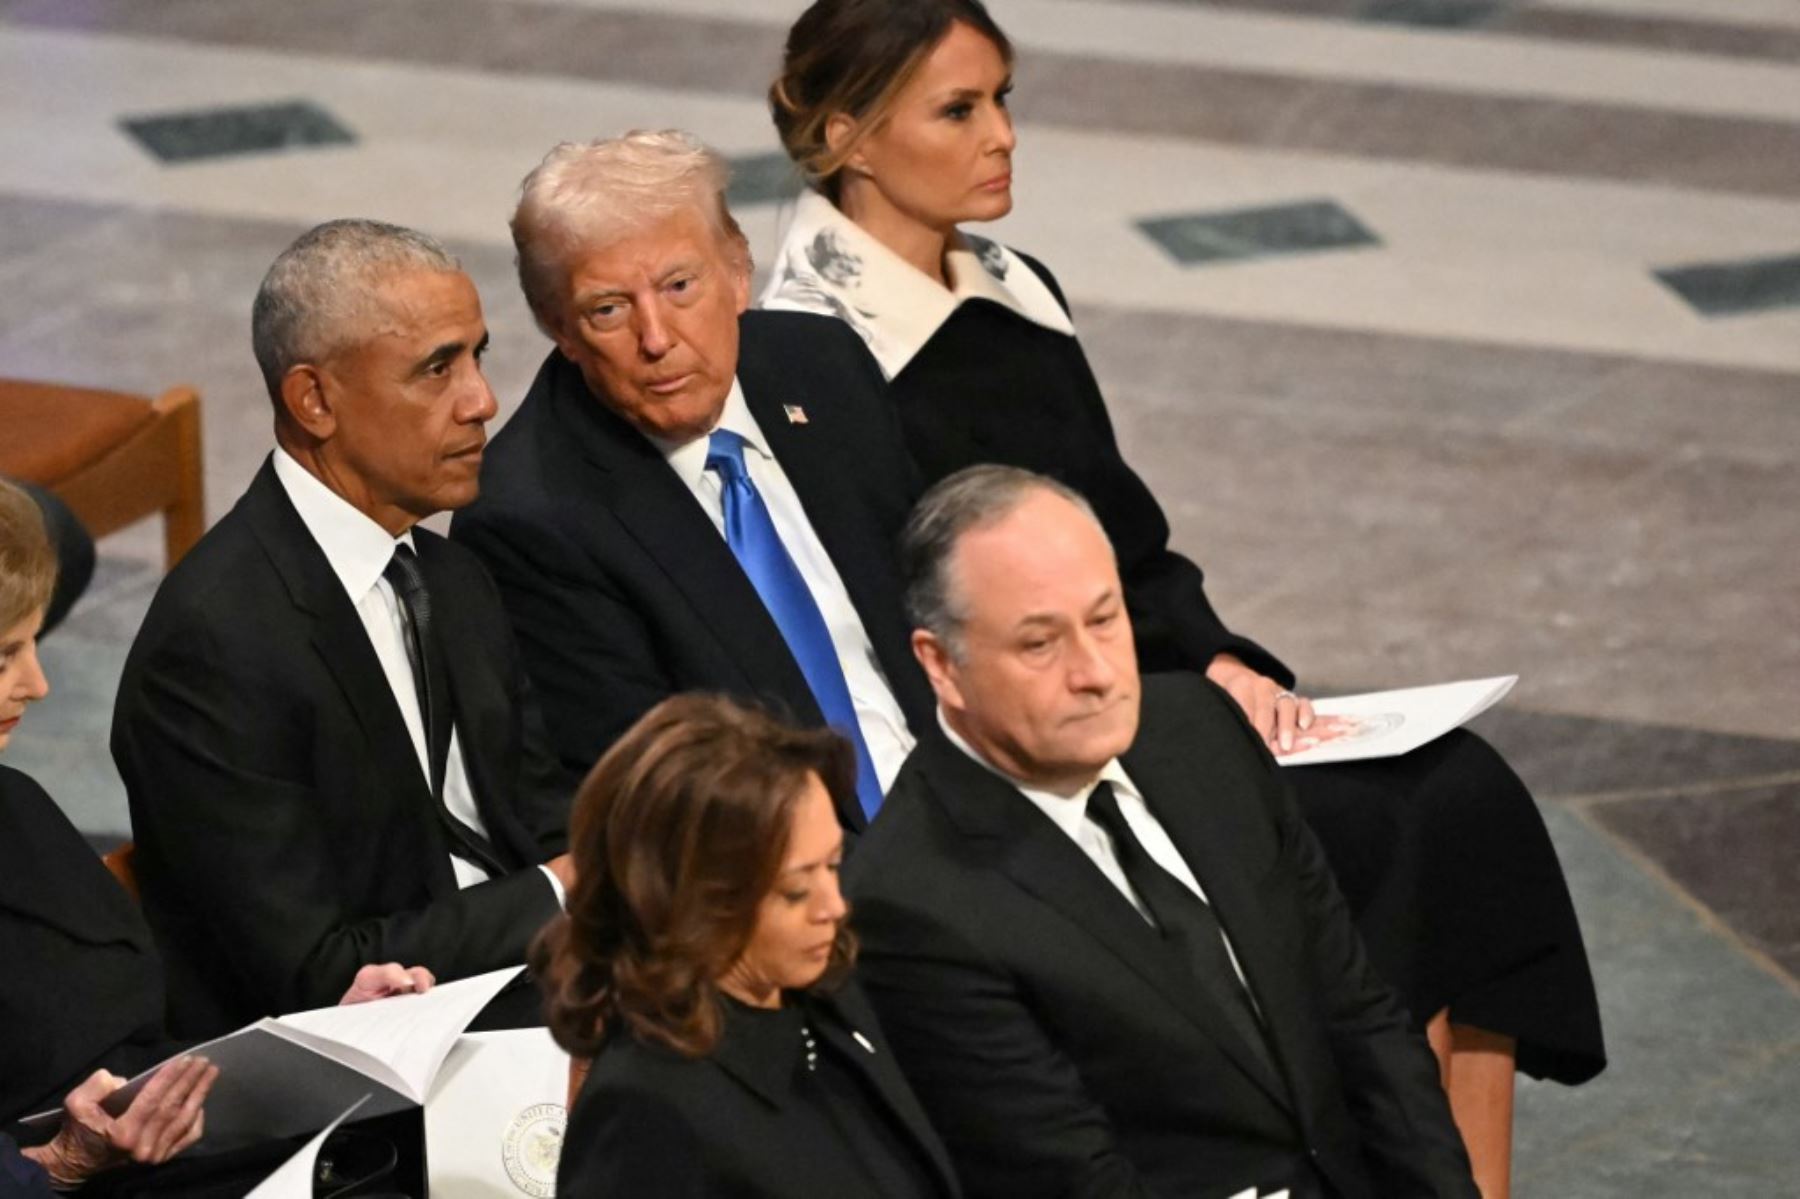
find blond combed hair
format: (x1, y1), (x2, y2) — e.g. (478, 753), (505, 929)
(511, 130), (749, 337)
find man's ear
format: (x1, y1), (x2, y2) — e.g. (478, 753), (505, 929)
(912, 629), (966, 713)
(278, 364), (337, 442)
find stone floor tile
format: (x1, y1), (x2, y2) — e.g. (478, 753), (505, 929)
(120, 99), (355, 165)
(1589, 783), (1800, 978)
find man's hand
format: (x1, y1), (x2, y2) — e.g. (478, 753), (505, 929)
(545, 853), (577, 893)
(339, 962), (436, 1005)
(1205, 652), (1316, 754)
(26, 1057), (217, 1186)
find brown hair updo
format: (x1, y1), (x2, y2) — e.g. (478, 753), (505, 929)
(533, 693), (859, 1060)
(770, 0), (1014, 201)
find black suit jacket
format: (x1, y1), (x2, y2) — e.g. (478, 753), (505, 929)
(0, 766), (170, 1122)
(559, 978), (960, 1199)
(112, 460), (569, 1037)
(847, 674), (1476, 1199)
(451, 311), (931, 830)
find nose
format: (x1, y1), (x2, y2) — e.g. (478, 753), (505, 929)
(1065, 627), (1117, 695)
(816, 871), (848, 924)
(460, 370), (498, 425)
(988, 103), (1016, 155)
(15, 640), (49, 702)
(637, 297), (673, 360)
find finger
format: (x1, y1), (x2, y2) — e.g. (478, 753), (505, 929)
(146, 1065), (214, 1162)
(1297, 697), (1316, 730)
(407, 966), (436, 992)
(1275, 695), (1300, 753)
(1249, 683), (1277, 742)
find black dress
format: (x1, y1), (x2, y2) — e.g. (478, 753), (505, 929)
(763, 204), (1604, 1084)
(0, 764), (170, 1124)
(560, 981), (960, 1198)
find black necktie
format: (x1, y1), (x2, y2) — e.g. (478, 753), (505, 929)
(383, 544), (508, 878)
(1085, 782), (1276, 1076)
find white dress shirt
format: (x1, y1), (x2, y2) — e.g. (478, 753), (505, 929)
(938, 710), (1252, 993)
(273, 450), (562, 904)
(653, 381), (916, 788)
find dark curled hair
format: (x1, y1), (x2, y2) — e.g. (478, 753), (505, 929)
(533, 694), (859, 1059)
(770, 0), (1013, 200)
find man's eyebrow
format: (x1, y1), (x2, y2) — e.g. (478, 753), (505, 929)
(410, 340), (468, 376)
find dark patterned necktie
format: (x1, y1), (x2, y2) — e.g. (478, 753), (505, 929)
(383, 543), (508, 878)
(1086, 781), (1275, 1077)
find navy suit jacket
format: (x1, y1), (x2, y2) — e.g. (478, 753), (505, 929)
(452, 311), (931, 830)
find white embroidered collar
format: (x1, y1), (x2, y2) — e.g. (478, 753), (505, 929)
(759, 188), (1075, 380)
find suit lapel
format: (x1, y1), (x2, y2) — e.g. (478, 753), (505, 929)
(545, 357), (822, 720)
(240, 461), (456, 897)
(810, 985), (962, 1198)
(743, 355), (923, 730)
(916, 734), (1291, 1111)
(1123, 716), (1317, 1116)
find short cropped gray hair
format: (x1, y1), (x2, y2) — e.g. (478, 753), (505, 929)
(900, 465), (1104, 659)
(511, 129), (749, 337)
(251, 218), (460, 405)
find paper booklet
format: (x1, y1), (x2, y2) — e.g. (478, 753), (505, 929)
(244, 1096), (369, 1198)
(1276, 676), (1517, 767)
(23, 966), (522, 1154)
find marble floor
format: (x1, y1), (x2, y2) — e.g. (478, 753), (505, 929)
(3, 0), (1796, 1193)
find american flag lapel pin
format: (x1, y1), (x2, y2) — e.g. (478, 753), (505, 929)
(783, 404), (809, 425)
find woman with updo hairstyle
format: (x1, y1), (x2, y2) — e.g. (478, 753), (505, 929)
(763, 3), (1603, 1193)
(537, 693), (959, 1199)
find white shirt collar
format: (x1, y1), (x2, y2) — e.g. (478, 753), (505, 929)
(271, 447), (414, 603)
(653, 378), (770, 490)
(935, 707), (1137, 839)
(760, 189), (1075, 379)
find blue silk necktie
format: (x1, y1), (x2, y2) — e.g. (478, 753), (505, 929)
(706, 429), (883, 820)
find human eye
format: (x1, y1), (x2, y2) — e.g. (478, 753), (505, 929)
(942, 100), (973, 121)
(996, 83), (1013, 108)
(781, 886), (811, 905)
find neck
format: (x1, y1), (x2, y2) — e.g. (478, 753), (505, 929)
(939, 706), (1099, 799)
(276, 432), (415, 538)
(834, 183), (954, 288)
(718, 971), (781, 1011)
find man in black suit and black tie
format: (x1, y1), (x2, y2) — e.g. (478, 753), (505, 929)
(847, 465), (1480, 1199)
(113, 219), (575, 1038)
(451, 130), (931, 833)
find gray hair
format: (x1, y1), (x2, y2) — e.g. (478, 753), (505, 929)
(251, 218), (460, 405)
(900, 465), (1104, 658)
(511, 129), (750, 337)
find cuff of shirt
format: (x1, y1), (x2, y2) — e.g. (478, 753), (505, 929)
(538, 864), (567, 910)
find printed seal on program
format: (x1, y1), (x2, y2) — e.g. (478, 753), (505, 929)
(500, 1102), (565, 1197)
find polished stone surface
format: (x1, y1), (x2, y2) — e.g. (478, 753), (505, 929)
(1359, 0), (1501, 29)
(119, 99), (355, 164)
(1137, 199), (1381, 266)
(726, 150), (805, 210)
(1654, 250), (1800, 317)
(1589, 782), (1800, 978)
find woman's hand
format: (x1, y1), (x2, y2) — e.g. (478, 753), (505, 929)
(25, 1057), (217, 1186)
(338, 962), (436, 1005)
(1205, 653), (1315, 755)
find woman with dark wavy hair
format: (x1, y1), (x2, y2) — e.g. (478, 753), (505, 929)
(538, 693), (959, 1198)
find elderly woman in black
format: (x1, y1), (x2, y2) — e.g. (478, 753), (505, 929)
(0, 480), (428, 1195)
(538, 694), (959, 1199)
(762, 3), (1605, 1193)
